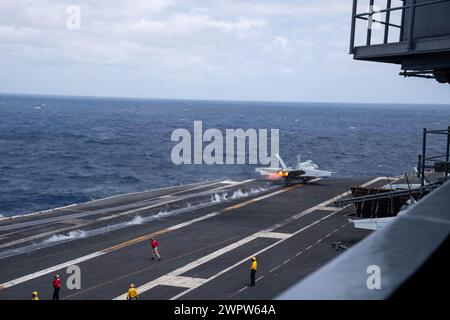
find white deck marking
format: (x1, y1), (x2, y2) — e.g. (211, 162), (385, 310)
(166, 212), (221, 231)
(0, 174), (329, 224)
(126, 200), (346, 301)
(317, 206), (340, 211)
(163, 276), (208, 288)
(160, 231), (277, 277)
(221, 180), (240, 185)
(96, 179), (255, 222)
(0, 180), (255, 249)
(147, 275), (207, 289)
(169, 212), (341, 300)
(270, 265), (282, 273)
(1, 177), (382, 294)
(115, 200), (343, 299)
(257, 232), (291, 239)
(0, 180), (276, 290)
(233, 222), (351, 294)
(0, 180), (237, 233)
(158, 195), (174, 199)
(0, 181), (229, 242)
(0, 252), (105, 289)
(0, 180), (225, 222)
(224, 186), (301, 211)
(114, 231), (277, 299)
(0, 210), (216, 290)
(115, 275), (207, 299)
(233, 208), (359, 296)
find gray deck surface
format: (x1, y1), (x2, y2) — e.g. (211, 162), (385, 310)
(0, 177), (382, 300)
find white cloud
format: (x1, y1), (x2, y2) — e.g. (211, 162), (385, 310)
(0, 0), (449, 103)
(215, 1), (350, 17)
(122, 13), (265, 35)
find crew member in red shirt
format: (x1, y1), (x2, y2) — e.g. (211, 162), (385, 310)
(150, 238), (161, 261)
(52, 274), (61, 300)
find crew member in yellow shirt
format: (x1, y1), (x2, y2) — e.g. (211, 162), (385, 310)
(127, 283), (138, 300)
(250, 257), (257, 287)
(31, 291), (39, 300)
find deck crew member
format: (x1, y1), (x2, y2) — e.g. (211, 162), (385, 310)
(32, 291), (39, 300)
(52, 274), (61, 300)
(127, 284), (138, 300)
(150, 238), (161, 261)
(250, 257), (257, 287)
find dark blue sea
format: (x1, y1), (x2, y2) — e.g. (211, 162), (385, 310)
(1, 94), (449, 217)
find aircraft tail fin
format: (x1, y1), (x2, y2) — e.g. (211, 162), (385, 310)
(294, 155), (302, 170)
(275, 154), (288, 171)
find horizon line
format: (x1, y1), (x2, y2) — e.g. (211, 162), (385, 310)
(1, 91), (450, 107)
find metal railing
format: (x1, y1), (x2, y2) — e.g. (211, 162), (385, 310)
(349, 0), (450, 53)
(418, 126), (450, 186)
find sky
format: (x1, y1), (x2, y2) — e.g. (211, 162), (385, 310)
(0, 0), (449, 104)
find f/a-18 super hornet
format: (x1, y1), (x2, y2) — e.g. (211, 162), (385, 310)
(255, 154), (334, 184)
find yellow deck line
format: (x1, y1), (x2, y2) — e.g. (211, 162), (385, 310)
(0, 181), (310, 290)
(101, 228), (170, 253)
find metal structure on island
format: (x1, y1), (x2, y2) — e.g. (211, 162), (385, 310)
(350, 0), (450, 83)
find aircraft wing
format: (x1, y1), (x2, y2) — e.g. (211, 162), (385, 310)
(300, 169), (334, 178)
(255, 167), (280, 175)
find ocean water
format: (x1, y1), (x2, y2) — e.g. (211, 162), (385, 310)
(1, 94), (449, 217)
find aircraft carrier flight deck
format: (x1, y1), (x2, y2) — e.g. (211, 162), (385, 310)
(0, 177), (393, 300)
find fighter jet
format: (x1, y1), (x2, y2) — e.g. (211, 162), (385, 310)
(255, 154), (334, 184)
